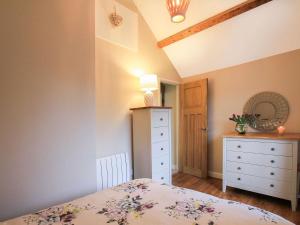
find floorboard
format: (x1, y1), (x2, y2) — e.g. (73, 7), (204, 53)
(172, 173), (300, 224)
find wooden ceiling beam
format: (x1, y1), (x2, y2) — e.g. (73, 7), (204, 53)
(157, 0), (273, 48)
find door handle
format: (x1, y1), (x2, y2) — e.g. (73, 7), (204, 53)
(201, 128), (207, 131)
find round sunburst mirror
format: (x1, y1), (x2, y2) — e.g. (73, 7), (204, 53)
(243, 92), (289, 131)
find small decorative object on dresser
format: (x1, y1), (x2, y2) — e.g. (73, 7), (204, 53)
(277, 126), (286, 135)
(229, 114), (257, 134)
(223, 132), (300, 211)
(130, 107), (172, 184)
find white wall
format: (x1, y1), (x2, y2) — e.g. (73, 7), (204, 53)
(165, 0), (300, 76)
(95, 0), (181, 161)
(0, 0), (96, 220)
(133, 0), (245, 41)
(134, 0), (300, 77)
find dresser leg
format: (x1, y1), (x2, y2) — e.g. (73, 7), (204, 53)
(291, 198), (297, 211)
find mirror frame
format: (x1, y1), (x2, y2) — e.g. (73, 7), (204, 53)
(243, 92), (289, 131)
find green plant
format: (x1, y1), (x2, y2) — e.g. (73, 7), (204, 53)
(229, 114), (257, 125)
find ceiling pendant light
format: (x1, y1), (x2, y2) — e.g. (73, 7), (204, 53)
(166, 0), (190, 23)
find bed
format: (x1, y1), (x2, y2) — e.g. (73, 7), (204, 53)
(2, 179), (293, 225)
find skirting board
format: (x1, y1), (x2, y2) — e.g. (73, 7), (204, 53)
(208, 171), (223, 180)
(172, 166), (223, 179)
(172, 165), (179, 174)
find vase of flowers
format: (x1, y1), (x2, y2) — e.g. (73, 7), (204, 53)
(229, 114), (254, 135)
(235, 123), (248, 134)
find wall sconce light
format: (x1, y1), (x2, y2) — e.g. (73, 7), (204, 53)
(140, 74), (158, 107)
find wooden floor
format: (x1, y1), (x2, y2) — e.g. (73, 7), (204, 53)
(173, 173), (300, 224)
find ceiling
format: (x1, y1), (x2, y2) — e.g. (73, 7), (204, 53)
(133, 0), (300, 77)
(133, 0), (246, 41)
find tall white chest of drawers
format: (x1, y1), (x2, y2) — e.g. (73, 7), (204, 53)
(131, 107), (172, 184)
(223, 133), (300, 211)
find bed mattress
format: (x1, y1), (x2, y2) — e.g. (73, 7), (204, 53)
(2, 179), (293, 225)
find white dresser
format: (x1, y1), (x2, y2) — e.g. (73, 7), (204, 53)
(223, 133), (300, 211)
(131, 107), (172, 184)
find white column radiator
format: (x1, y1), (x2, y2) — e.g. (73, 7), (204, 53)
(96, 153), (131, 191)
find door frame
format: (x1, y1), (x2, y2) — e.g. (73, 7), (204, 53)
(157, 78), (180, 174)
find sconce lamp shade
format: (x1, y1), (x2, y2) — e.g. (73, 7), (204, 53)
(140, 74), (158, 92)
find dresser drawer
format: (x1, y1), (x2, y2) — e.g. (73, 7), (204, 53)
(152, 111), (169, 127)
(152, 127), (169, 142)
(227, 140), (264, 153)
(152, 155), (170, 173)
(227, 151), (293, 169)
(226, 161), (292, 181)
(152, 141), (169, 158)
(227, 172), (291, 194)
(266, 143), (293, 156)
(152, 170), (170, 184)
(226, 140), (292, 156)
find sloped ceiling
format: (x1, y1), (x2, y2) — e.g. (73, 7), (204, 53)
(133, 0), (300, 77)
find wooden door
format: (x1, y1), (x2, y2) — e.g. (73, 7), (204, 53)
(180, 79), (208, 178)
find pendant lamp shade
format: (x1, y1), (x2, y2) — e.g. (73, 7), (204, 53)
(166, 0), (190, 23)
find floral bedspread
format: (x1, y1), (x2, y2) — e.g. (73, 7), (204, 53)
(2, 179), (294, 225)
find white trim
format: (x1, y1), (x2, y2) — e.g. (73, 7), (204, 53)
(208, 171), (223, 180)
(158, 80), (180, 177)
(172, 164), (179, 174)
(159, 77), (181, 85)
(175, 85), (180, 176)
(222, 137), (227, 192)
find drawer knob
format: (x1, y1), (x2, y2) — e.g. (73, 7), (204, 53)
(160, 118), (163, 121)
(237, 177), (241, 181)
(270, 172), (275, 176)
(160, 133), (164, 136)
(270, 184), (274, 188)
(161, 177), (164, 180)
(270, 160), (275, 163)
(237, 145), (241, 148)
(160, 148), (164, 151)
(237, 167), (241, 170)
(161, 162), (164, 166)
(237, 156), (241, 159)
(271, 147), (275, 151)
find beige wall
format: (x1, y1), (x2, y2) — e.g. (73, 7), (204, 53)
(0, 0), (96, 220)
(95, 0), (181, 160)
(183, 49), (300, 175)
